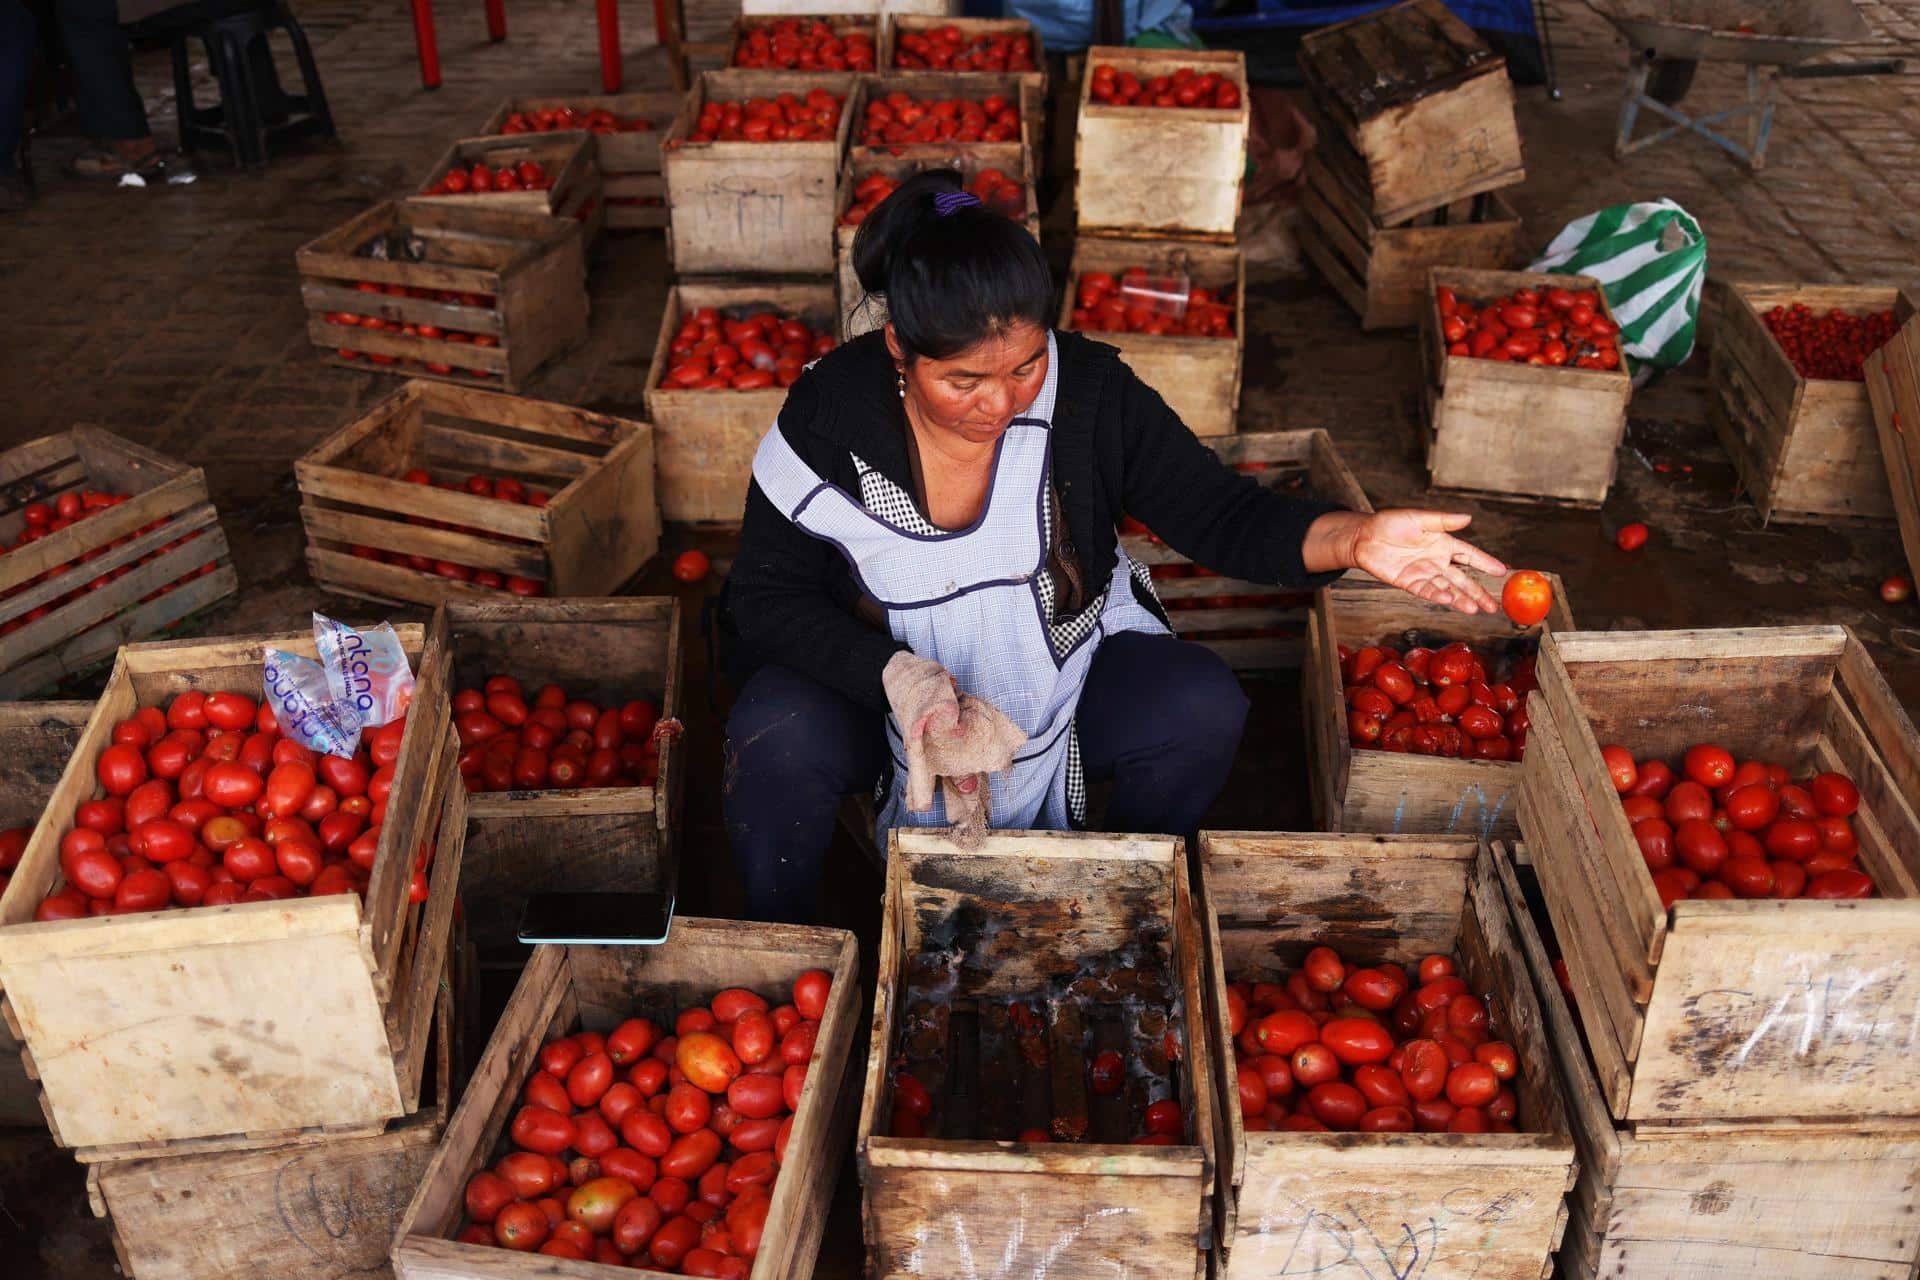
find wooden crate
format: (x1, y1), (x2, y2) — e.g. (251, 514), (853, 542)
(479, 92), (682, 231)
(1074, 47), (1249, 240)
(296, 381), (659, 609)
(1058, 238), (1245, 438)
(662, 70), (857, 276)
(1496, 844), (1920, 1280)
(879, 15), (1045, 95)
(846, 71), (1042, 172)
(1519, 625), (1920, 1124)
(858, 830), (1216, 1280)
(1304, 570), (1574, 842)
(437, 597), (683, 952)
(742, 0), (955, 13)
(295, 201), (588, 393)
(1198, 833), (1576, 1280)
(1117, 431), (1372, 671)
(1298, 0), (1524, 226)
(1420, 267), (1632, 506)
(393, 919), (861, 1278)
(836, 148), (1039, 340)
(1710, 281), (1902, 524)
(414, 133), (602, 247)
(1865, 311), (1920, 586)
(0, 429), (236, 699)
(724, 13), (875, 69)
(644, 279), (838, 525)
(0, 621), (466, 1159)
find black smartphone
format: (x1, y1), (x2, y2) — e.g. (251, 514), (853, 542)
(517, 891), (676, 945)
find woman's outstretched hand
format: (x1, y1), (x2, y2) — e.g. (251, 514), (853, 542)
(1304, 510), (1509, 614)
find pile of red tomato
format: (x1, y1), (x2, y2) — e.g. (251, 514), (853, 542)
(730, 18), (874, 71)
(424, 159), (553, 196)
(1071, 269), (1235, 339)
(345, 468), (550, 595)
(891, 25), (1035, 73)
(680, 91), (845, 144)
(1436, 284), (1622, 370)
(33, 691), (433, 923)
(839, 168), (1026, 226)
(1602, 742), (1875, 904)
(1339, 640), (1535, 761)
(1089, 63), (1241, 110)
(0, 493), (222, 638)
(454, 676), (664, 793)
(1226, 946), (1523, 1135)
(326, 280), (501, 379)
(456, 970), (833, 1271)
(498, 106), (656, 135)
(661, 308), (835, 393)
(1761, 303), (1899, 382)
(0, 826), (30, 899)
(859, 92), (1021, 146)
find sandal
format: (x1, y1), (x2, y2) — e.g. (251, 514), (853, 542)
(66, 145), (197, 186)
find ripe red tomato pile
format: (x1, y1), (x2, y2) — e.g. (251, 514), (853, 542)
(1340, 640), (1536, 761)
(454, 676), (663, 792)
(1071, 269), (1235, 339)
(326, 279), (501, 378)
(344, 468), (549, 595)
(0, 826), (30, 899)
(499, 106), (656, 135)
(1762, 304), (1898, 382)
(1603, 742), (1874, 904)
(1089, 63), (1240, 109)
(859, 91), (1020, 146)
(662, 308), (835, 392)
(424, 159), (552, 196)
(456, 970), (833, 1270)
(33, 692), (433, 923)
(839, 167), (1026, 226)
(681, 91), (845, 144)
(1226, 948), (1522, 1135)
(892, 25), (1035, 73)
(0, 492), (222, 637)
(730, 19), (874, 71)
(1436, 284), (1621, 369)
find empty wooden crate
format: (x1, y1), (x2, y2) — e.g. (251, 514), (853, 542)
(1075, 47), (1249, 239)
(480, 92), (682, 231)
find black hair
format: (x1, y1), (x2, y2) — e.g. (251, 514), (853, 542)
(850, 168), (1053, 362)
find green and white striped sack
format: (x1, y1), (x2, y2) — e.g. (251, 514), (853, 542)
(1529, 199), (1708, 371)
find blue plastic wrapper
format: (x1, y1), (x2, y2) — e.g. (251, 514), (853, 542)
(263, 615), (417, 758)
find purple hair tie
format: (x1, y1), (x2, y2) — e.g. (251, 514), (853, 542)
(933, 190), (982, 216)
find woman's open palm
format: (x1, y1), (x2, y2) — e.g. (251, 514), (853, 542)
(1353, 511), (1509, 614)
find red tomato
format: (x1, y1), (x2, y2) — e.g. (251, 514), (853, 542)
(511, 1104), (577, 1155)
(1683, 744), (1735, 788)
(1600, 745), (1637, 793)
(1500, 572), (1553, 627)
(1320, 1017), (1394, 1066)
(1810, 772), (1860, 817)
(1614, 522), (1649, 552)
(98, 744), (148, 796)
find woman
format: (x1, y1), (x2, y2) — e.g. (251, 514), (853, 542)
(723, 171), (1505, 922)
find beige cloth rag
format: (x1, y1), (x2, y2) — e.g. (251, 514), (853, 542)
(882, 652), (1027, 848)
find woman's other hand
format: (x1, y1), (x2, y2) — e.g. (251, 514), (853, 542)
(1304, 510), (1509, 614)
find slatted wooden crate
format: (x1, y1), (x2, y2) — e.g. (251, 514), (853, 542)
(393, 919), (861, 1278)
(295, 201), (588, 393)
(480, 92), (682, 231)
(1117, 431), (1371, 671)
(1198, 833), (1576, 1280)
(296, 381), (659, 608)
(879, 15), (1045, 95)
(662, 70), (857, 276)
(1420, 267), (1632, 506)
(415, 133), (602, 247)
(437, 597), (683, 952)
(1303, 570), (1573, 842)
(1058, 239), (1245, 438)
(1496, 843), (1920, 1280)
(0, 430), (236, 699)
(1298, 0), (1524, 226)
(1865, 311), (1920, 586)
(1710, 281), (1903, 524)
(725, 13), (875, 69)
(1519, 626), (1920, 1125)
(846, 71), (1042, 171)
(859, 830), (1216, 1280)
(0, 621), (465, 1159)
(644, 279), (838, 525)
(741, 0), (955, 14)
(1074, 47), (1249, 240)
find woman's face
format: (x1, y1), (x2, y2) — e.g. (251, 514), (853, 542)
(890, 321), (1049, 448)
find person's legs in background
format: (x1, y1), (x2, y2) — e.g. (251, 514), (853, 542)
(54, 0), (162, 175)
(0, 1), (34, 208)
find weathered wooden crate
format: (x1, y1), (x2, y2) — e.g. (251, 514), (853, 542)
(1496, 842), (1920, 1280)
(837, 148), (1039, 340)
(879, 15), (1045, 95)
(1198, 833), (1576, 1280)
(846, 71), (1042, 171)
(1118, 431), (1371, 671)
(1303, 570), (1573, 842)
(480, 92), (682, 231)
(1058, 238), (1245, 438)
(295, 201), (588, 393)
(0, 621), (466, 1160)
(393, 919), (861, 1278)
(415, 133), (602, 247)
(1710, 281), (1903, 524)
(436, 597), (683, 952)
(1420, 267), (1632, 506)
(0, 429), (236, 699)
(859, 830), (1216, 1280)
(741, 0), (956, 14)
(1299, 151), (1525, 330)
(1074, 46), (1249, 240)
(1519, 625), (1920, 1125)
(1298, 0), (1524, 226)
(662, 70), (856, 276)
(1865, 311), (1920, 586)
(725, 12), (875, 69)
(644, 279), (839, 525)
(296, 381), (659, 609)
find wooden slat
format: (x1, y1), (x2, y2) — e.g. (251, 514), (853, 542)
(1074, 47), (1248, 240)
(1864, 313), (1920, 581)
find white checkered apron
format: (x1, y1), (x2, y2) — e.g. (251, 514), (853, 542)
(750, 333), (1164, 839)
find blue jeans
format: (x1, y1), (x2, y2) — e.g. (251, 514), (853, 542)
(723, 631), (1249, 923)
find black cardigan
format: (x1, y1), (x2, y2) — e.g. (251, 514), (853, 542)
(723, 329), (1347, 712)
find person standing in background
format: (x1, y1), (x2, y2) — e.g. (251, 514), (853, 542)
(55, 0), (190, 183)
